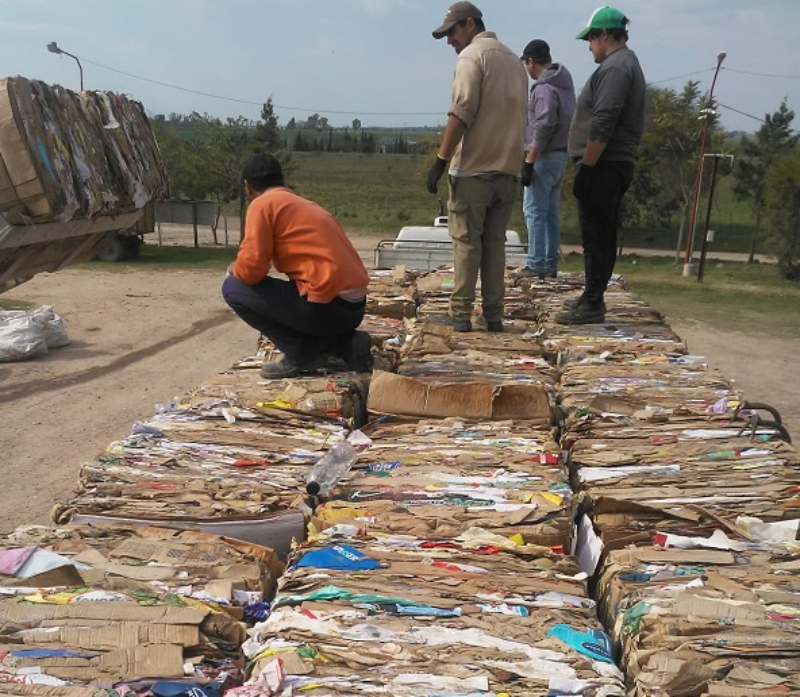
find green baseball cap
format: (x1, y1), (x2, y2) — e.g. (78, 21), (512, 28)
(576, 6), (628, 40)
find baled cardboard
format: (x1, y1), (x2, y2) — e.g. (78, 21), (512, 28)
(367, 370), (551, 421)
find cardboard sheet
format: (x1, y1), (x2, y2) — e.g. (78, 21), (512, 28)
(367, 369), (551, 421)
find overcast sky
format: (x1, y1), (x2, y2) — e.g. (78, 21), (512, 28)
(2, 0), (798, 134)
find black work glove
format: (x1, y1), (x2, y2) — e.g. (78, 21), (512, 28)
(426, 156), (448, 195)
(573, 162), (594, 200)
(520, 161), (534, 187)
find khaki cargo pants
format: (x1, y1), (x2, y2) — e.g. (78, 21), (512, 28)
(447, 173), (517, 323)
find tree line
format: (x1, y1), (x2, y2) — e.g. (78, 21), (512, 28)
(151, 89), (800, 279)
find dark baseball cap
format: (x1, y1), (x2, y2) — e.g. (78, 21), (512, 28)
(520, 39), (550, 62)
(432, 2), (482, 39)
(242, 152), (283, 183)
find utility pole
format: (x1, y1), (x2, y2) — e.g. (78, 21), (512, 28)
(684, 51), (727, 275)
(697, 153), (735, 282)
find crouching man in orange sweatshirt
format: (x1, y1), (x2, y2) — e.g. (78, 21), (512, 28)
(222, 153), (373, 379)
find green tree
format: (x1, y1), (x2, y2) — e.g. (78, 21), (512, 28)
(294, 131), (308, 151)
(153, 113), (256, 242)
(152, 109), (295, 243)
(207, 116), (256, 200)
(627, 82), (715, 255)
(764, 150), (800, 279)
(150, 119), (192, 197)
(733, 99), (799, 262)
(194, 114), (256, 243)
(254, 97), (280, 151)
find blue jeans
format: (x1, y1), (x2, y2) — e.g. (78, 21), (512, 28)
(523, 150), (568, 273)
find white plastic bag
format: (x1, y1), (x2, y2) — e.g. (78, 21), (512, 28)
(31, 305), (70, 348)
(0, 314), (48, 361)
(0, 305), (70, 361)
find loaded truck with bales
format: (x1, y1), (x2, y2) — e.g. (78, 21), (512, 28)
(0, 76), (168, 293)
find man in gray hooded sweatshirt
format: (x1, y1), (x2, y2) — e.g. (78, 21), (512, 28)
(515, 39), (576, 282)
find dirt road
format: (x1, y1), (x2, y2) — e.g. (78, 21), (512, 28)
(1, 229), (796, 533)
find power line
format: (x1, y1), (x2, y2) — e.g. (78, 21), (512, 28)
(77, 55), (442, 117)
(722, 66), (800, 80)
(78, 57), (261, 106)
(68, 55), (800, 128)
(718, 102), (799, 135)
(650, 67), (714, 86)
(717, 102), (766, 123)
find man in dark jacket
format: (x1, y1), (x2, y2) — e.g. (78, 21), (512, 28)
(558, 6), (645, 324)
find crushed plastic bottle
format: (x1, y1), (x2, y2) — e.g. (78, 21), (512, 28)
(305, 437), (360, 496)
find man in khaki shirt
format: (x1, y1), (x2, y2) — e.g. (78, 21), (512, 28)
(427, 1), (527, 333)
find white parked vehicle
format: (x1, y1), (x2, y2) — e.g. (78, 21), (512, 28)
(374, 215), (527, 271)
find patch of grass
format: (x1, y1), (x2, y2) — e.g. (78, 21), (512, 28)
(288, 152), (527, 237)
(78, 245), (237, 271)
(0, 297), (32, 310)
(281, 153), (763, 255)
(609, 255), (800, 339)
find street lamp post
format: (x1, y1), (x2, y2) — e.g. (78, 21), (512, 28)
(47, 41), (84, 91)
(697, 153), (735, 282)
(683, 51), (726, 273)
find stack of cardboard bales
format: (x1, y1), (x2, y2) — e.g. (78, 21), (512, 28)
(0, 77), (167, 225)
(0, 77), (169, 292)
(2, 263), (796, 695)
(540, 274), (800, 693)
(0, 524), (281, 688)
(242, 531), (625, 695)
(51, 268), (421, 557)
(365, 266), (419, 319)
(233, 273), (628, 695)
(53, 379), (363, 556)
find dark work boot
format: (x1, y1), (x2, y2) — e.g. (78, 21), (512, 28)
(555, 297), (606, 325)
(562, 294), (585, 311)
(486, 319), (504, 333)
(343, 331), (374, 372)
(512, 266), (545, 282)
(260, 355), (327, 379)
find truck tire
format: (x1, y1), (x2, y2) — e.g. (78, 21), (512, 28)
(94, 235), (126, 262)
(122, 235), (142, 260)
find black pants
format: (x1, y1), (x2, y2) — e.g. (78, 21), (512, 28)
(222, 275), (365, 365)
(575, 160), (635, 304)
